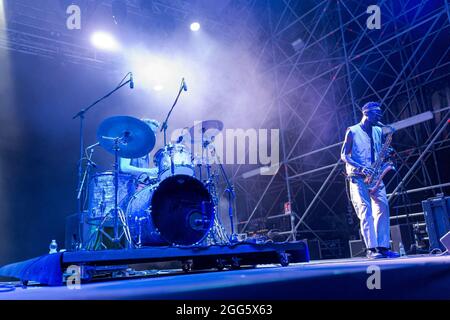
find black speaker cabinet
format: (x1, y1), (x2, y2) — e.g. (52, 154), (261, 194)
(65, 212), (91, 250)
(306, 239), (322, 260)
(422, 195), (450, 251)
(440, 231), (450, 253)
(349, 239), (366, 257)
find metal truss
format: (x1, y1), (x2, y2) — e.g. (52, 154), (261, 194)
(233, 0), (450, 258)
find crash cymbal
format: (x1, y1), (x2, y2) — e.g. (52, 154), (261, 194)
(97, 116), (156, 159)
(188, 120), (224, 142)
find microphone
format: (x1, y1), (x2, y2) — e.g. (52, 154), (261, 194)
(130, 73), (134, 89)
(182, 78), (187, 91)
(376, 121), (386, 127)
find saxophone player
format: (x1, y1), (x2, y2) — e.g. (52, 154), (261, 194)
(341, 102), (399, 259)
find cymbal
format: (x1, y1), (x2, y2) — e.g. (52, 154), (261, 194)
(97, 116), (156, 159)
(188, 120), (224, 142)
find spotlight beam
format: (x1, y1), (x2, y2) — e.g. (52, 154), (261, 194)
(90, 31), (120, 51)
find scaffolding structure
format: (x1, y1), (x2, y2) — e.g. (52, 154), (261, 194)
(232, 0), (450, 258)
(1, 0), (449, 258)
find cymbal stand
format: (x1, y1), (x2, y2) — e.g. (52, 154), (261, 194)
(209, 142), (238, 243)
(112, 137), (132, 248)
(72, 147), (93, 250)
(197, 136), (230, 245)
(195, 126), (207, 184)
(77, 143), (98, 204)
(72, 73), (133, 249)
(202, 138), (217, 204)
(202, 127), (212, 184)
(86, 135), (133, 250)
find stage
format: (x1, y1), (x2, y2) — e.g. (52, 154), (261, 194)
(1, 254), (449, 300)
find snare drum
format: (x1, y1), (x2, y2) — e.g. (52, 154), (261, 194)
(153, 143), (194, 181)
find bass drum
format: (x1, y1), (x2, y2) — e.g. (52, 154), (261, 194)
(126, 175), (215, 246)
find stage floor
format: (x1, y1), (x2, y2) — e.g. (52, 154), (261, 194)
(0, 254), (449, 300)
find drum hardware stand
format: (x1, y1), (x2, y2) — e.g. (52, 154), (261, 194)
(170, 147), (176, 176)
(204, 171), (231, 246)
(200, 135), (228, 244)
(87, 135), (133, 250)
(208, 141), (238, 243)
(136, 216), (144, 248)
(197, 162), (203, 182)
(75, 145), (98, 249)
(197, 134), (235, 245)
(72, 72), (134, 249)
(203, 137), (212, 186)
(200, 127), (215, 188)
(112, 136), (133, 248)
(77, 143), (99, 205)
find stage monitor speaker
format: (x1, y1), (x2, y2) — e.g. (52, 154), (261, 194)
(305, 239), (322, 260)
(390, 224), (414, 253)
(440, 231), (450, 254)
(349, 239), (366, 258)
(422, 195), (450, 251)
(65, 212), (91, 250)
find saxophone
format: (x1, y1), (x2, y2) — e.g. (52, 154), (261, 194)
(364, 126), (396, 194)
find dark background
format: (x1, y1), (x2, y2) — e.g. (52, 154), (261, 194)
(0, 53), (153, 264)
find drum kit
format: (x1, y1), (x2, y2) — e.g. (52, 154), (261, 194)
(79, 116), (235, 251)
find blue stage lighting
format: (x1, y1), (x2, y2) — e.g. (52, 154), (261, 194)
(190, 22), (201, 32)
(90, 32), (120, 51)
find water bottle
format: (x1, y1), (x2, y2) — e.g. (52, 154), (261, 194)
(399, 242), (406, 256)
(49, 240), (58, 254)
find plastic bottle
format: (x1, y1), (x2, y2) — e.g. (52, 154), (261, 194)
(399, 242), (406, 256)
(49, 240), (58, 254)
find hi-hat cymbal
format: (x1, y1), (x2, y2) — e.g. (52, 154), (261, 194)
(97, 116), (156, 159)
(188, 120), (224, 142)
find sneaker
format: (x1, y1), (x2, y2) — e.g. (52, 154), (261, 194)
(378, 248), (400, 258)
(366, 250), (384, 259)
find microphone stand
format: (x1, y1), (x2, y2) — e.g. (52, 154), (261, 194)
(160, 79), (186, 146)
(72, 73), (133, 250)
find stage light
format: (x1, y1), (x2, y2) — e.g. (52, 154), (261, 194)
(153, 85), (164, 91)
(90, 32), (120, 51)
(0, 0), (6, 28)
(190, 22), (201, 32)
